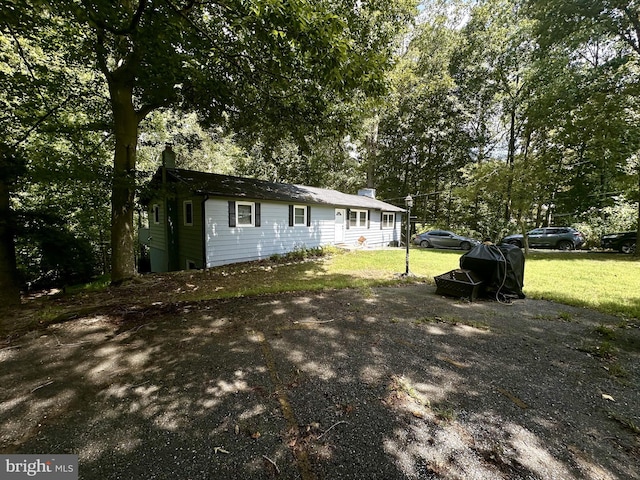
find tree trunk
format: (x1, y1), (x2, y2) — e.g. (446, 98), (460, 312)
(0, 175), (20, 310)
(365, 115), (378, 189)
(504, 107), (517, 222)
(636, 166), (640, 258)
(109, 80), (139, 283)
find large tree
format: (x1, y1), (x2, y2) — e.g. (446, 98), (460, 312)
(77, 0), (415, 283)
(528, 0), (640, 251)
(376, 3), (474, 225)
(3, 0), (415, 289)
(1, 2), (110, 307)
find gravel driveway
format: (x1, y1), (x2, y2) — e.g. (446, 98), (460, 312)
(1, 284), (639, 479)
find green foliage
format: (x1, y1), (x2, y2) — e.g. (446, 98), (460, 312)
(0, 0), (418, 288)
(375, 9), (472, 223)
(3, 0), (640, 296)
(269, 245), (336, 263)
(0, 3), (112, 297)
(15, 210), (99, 288)
(526, 0), (640, 247)
(573, 197), (639, 248)
(138, 111), (248, 175)
(372, 0), (640, 243)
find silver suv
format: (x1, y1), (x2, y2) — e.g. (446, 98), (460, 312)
(501, 227), (585, 250)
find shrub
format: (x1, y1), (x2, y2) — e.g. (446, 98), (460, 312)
(574, 197), (638, 249)
(16, 211), (99, 290)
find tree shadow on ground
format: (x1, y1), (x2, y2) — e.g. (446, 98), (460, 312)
(1, 285), (639, 479)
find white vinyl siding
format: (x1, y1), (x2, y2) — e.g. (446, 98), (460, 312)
(204, 199), (400, 268)
(205, 199), (332, 267)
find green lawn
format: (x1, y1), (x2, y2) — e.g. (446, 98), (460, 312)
(65, 247), (640, 322)
(323, 248), (640, 319)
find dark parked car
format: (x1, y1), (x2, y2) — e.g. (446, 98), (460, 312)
(500, 227), (585, 250)
(600, 231), (637, 254)
(413, 230), (479, 250)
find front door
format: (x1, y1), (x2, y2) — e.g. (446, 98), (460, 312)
(334, 209), (346, 243)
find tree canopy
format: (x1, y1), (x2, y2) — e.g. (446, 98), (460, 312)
(0, 0), (416, 306)
(2, 0), (639, 310)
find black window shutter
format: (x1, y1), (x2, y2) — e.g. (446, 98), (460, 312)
(367, 210), (371, 229)
(346, 209), (350, 229)
(255, 203), (261, 227)
(289, 205), (294, 226)
(228, 201), (236, 227)
(306, 206), (311, 227)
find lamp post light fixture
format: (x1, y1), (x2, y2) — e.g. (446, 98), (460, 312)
(404, 194), (413, 276)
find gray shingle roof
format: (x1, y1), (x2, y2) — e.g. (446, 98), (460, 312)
(156, 168), (405, 212)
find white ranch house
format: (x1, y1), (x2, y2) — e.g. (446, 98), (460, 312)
(143, 166), (405, 272)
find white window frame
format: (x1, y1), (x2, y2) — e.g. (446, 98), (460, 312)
(236, 201), (255, 227)
(293, 205), (307, 226)
(152, 204), (160, 224)
(183, 200), (194, 226)
(349, 209), (368, 228)
(382, 212), (395, 229)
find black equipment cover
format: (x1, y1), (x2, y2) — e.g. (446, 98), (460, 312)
(459, 244), (525, 298)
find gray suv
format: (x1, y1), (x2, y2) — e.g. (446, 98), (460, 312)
(501, 227), (585, 250)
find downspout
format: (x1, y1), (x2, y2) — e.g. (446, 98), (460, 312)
(201, 195), (209, 269)
(162, 165), (169, 272)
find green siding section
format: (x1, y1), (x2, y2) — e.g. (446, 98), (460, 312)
(147, 193), (203, 272)
(176, 196), (204, 269)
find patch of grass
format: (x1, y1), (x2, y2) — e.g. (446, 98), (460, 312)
(330, 249), (640, 320)
(605, 362), (629, 379)
(595, 340), (617, 359)
(324, 249), (640, 319)
(13, 248), (639, 338)
(65, 274), (111, 294)
(594, 324), (617, 340)
(391, 375), (430, 407)
(358, 285), (375, 298)
(433, 404), (457, 422)
(521, 251), (640, 319)
(579, 340), (617, 359)
(415, 315), (490, 331)
(605, 410), (640, 435)
(558, 312), (573, 322)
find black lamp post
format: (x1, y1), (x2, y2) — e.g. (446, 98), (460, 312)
(404, 194), (413, 276)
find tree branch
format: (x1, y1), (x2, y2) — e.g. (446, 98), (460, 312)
(81, 0), (149, 36)
(622, 7), (640, 56)
(3, 21), (46, 103)
(10, 94), (77, 149)
(137, 103), (166, 123)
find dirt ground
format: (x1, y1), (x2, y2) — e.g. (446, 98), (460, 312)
(1, 274), (639, 479)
